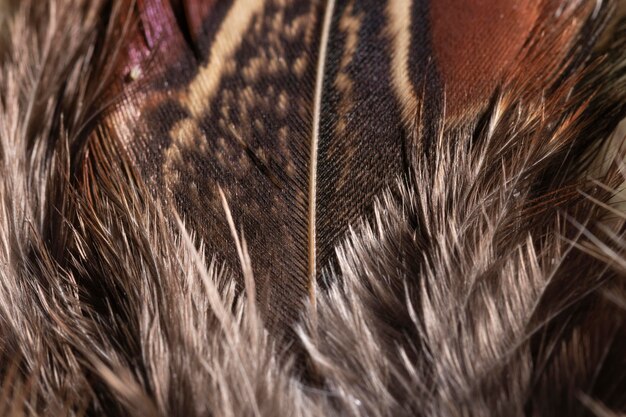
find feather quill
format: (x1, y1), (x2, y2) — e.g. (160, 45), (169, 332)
(309, 0), (336, 309)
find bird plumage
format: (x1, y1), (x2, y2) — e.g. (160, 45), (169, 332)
(0, 0), (625, 415)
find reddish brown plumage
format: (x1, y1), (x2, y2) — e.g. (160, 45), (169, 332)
(430, 0), (542, 119)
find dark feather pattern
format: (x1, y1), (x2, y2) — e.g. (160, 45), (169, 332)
(1, 0), (626, 415)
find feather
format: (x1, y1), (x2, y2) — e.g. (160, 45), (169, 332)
(99, 0), (415, 331)
(1, 0), (626, 415)
(99, 0), (592, 332)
